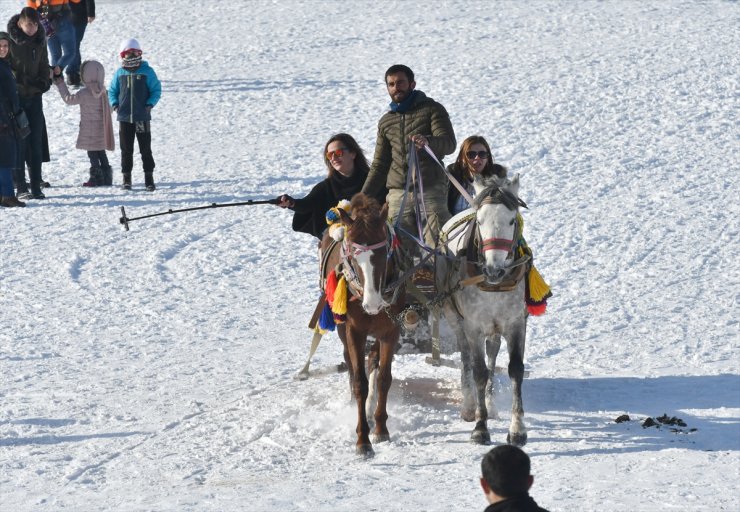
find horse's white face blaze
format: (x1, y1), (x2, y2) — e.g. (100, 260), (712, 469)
(477, 202), (517, 283)
(355, 249), (386, 315)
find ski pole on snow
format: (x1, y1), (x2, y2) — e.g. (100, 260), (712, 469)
(119, 199), (278, 231)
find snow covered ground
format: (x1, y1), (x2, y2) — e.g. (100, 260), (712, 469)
(1, 0), (738, 510)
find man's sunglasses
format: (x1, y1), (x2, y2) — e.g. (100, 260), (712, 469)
(326, 147), (349, 160)
(466, 151), (489, 160)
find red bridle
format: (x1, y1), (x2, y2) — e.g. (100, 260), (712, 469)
(481, 237), (513, 253)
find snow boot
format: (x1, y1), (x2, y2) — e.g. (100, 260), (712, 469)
(102, 165), (113, 186)
(83, 167), (104, 187)
(1, 196), (27, 207)
(144, 172), (155, 192)
(122, 172), (132, 190)
(66, 72), (81, 87)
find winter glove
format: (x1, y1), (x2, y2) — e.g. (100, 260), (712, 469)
(112, 105), (119, 112)
(276, 194), (295, 208)
(145, 105), (153, 113)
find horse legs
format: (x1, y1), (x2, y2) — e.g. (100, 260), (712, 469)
(346, 326), (373, 456)
(338, 324), (355, 399)
(365, 338), (380, 424)
(372, 338), (395, 443)
(470, 334), (491, 445)
(505, 322), (528, 447)
(444, 304), (476, 421)
(485, 335), (502, 420)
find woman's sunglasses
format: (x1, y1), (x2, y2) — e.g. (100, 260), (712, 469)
(466, 151), (489, 160)
(326, 147), (349, 160)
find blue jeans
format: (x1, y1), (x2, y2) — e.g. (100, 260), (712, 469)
(47, 15), (76, 72)
(0, 168), (14, 197)
(67, 18), (87, 76)
(17, 96), (45, 195)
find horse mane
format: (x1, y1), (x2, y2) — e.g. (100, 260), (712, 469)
(349, 193), (384, 238)
(473, 176), (527, 211)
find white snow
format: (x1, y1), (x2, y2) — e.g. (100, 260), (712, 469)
(0, 0), (738, 510)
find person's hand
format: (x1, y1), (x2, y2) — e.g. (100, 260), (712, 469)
(145, 105), (152, 113)
(410, 134), (428, 149)
(52, 66), (62, 78)
(88, 16), (95, 23)
(276, 194), (295, 208)
(112, 105), (118, 112)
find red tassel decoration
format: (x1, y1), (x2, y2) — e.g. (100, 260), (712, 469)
(527, 303), (547, 316)
(325, 270), (338, 306)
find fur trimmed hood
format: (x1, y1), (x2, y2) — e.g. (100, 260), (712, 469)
(7, 14), (47, 47)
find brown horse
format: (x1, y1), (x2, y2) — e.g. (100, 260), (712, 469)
(321, 193), (404, 457)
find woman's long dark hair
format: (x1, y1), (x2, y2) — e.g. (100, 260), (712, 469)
(452, 135), (506, 181)
(323, 133), (370, 178)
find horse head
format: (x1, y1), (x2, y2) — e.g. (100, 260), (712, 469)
(472, 174), (525, 285)
(338, 194), (391, 315)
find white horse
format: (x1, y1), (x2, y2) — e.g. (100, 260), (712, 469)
(436, 174), (530, 446)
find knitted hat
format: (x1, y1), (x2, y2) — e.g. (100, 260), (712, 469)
(119, 38), (141, 57)
(0, 31), (10, 42)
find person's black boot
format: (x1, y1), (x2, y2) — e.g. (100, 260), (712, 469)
(102, 165), (113, 186)
(66, 72), (81, 87)
(144, 172), (155, 192)
(122, 172), (132, 190)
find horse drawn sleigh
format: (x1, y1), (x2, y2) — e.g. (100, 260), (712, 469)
(295, 143), (551, 455)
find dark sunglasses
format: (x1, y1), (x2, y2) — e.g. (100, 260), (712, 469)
(466, 151), (489, 160)
(326, 147), (349, 160)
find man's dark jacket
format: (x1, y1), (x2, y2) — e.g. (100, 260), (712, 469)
(362, 90), (455, 199)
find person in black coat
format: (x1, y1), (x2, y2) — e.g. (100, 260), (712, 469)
(7, 8), (52, 199)
(480, 445), (550, 512)
(0, 34), (26, 207)
(277, 133), (379, 239)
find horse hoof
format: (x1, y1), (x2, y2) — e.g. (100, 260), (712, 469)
(373, 433), (391, 443)
(470, 429), (491, 445)
(356, 444), (375, 458)
(507, 432), (528, 447)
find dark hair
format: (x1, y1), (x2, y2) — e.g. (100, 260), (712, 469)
(481, 445), (532, 497)
(385, 64), (414, 84)
(452, 135), (507, 181)
(323, 133), (370, 178)
(0, 31), (10, 43)
(19, 7), (40, 24)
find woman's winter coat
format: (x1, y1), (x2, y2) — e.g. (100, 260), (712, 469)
(291, 168), (368, 239)
(109, 61), (161, 123)
(54, 60), (114, 151)
(0, 59), (20, 168)
(6, 15), (51, 99)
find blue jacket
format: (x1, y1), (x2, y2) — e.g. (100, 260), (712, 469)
(109, 61), (161, 123)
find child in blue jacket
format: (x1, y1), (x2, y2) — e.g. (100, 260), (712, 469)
(109, 38), (161, 191)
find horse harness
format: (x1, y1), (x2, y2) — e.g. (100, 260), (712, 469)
(320, 222), (401, 305)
